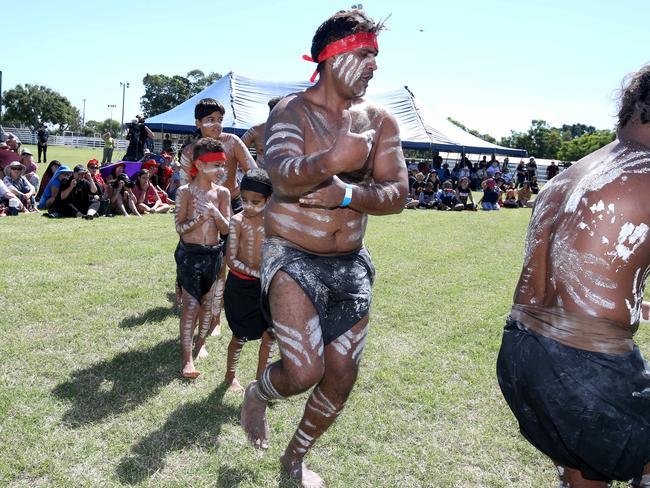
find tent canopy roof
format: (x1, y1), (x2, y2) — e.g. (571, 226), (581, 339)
(147, 71), (526, 157)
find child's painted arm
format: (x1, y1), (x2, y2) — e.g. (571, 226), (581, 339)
(174, 186), (208, 235)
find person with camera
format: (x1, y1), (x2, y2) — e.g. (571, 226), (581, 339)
(105, 163), (141, 217)
(50, 164), (100, 219)
(124, 114), (155, 161)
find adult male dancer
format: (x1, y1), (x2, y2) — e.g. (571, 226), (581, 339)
(240, 9), (407, 487)
(240, 97), (282, 168)
(497, 64), (650, 487)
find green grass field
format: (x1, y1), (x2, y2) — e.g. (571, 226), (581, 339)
(2, 147), (647, 487)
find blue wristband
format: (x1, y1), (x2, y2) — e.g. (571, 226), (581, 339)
(340, 183), (353, 207)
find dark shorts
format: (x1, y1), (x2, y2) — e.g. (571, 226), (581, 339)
(224, 271), (270, 341)
(174, 240), (222, 302)
(497, 318), (650, 482)
(261, 238), (375, 345)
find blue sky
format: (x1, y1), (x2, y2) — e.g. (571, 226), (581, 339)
(5, 0), (649, 138)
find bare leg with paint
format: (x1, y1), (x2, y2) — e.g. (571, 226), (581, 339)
(209, 265), (226, 336)
(241, 271), (325, 451)
(180, 290), (201, 379)
(225, 336), (246, 393)
(194, 282), (215, 361)
(242, 272), (369, 487)
(280, 317), (367, 488)
(256, 330), (276, 380)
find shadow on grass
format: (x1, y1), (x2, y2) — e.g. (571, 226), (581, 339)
(119, 305), (178, 329)
(116, 383), (240, 485)
(52, 339), (179, 428)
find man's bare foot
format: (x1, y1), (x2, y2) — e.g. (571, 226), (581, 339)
(226, 376), (245, 393)
(280, 454), (326, 488)
(240, 381), (269, 449)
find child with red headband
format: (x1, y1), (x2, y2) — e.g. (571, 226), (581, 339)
(174, 137), (231, 379)
(181, 98), (258, 339)
(223, 168), (275, 392)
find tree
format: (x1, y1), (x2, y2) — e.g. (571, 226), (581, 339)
(500, 120), (562, 159)
(83, 119), (121, 137)
(559, 123), (596, 141)
(3, 84), (80, 130)
(557, 130), (615, 162)
(447, 117), (497, 143)
(140, 70), (223, 117)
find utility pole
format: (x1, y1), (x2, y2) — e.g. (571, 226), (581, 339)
(82, 98), (86, 127)
(120, 82), (129, 133)
(108, 104), (116, 128)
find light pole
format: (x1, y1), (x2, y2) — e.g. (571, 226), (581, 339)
(120, 82), (129, 133)
(82, 98), (86, 128)
(108, 104), (116, 130)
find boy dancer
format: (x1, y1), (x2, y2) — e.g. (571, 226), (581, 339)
(174, 137), (231, 379)
(223, 169), (275, 392)
(181, 98), (257, 341)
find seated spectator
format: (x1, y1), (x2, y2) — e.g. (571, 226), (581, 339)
(418, 181), (437, 208)
(427, 171), (441, 193)
(0, 175), (24, 215)
(529, 175), (540, 194)
(38, 165), (73, 210)
(36, 160), (62, 201)
(457, 162), (471, 182)
(159, 152), (175, 190)
(0, 142), (20, 171)
(479, 178), (500, 210)
(3, 161), (37, 212)
(5, 133), (21, 153)
(49, 165), (100, 219)
(439, 163), (451, 183)
(517, 182), (534, 207)
(142, 159), (175, 205)
(131, 170), (170, 214)
(486, 159), (500, 178)
(412, 172), (426, 200)
(87, 159), (110, 216)
(105, 163), (141, 217)
(456, 177), (476, 210)
(437, 181), (464, 211)
(167, 160), (182, 201)
(19, 149), (40, 193)
(502, 182), (519, 208)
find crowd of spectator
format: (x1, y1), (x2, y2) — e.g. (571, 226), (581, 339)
(405, 154), (555, 211)
(0, 145), (181, 218)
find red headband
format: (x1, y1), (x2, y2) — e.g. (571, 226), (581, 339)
(191, 151), (227, 177)
(302, 32), (378, 83)
(197, 152), (226, 163)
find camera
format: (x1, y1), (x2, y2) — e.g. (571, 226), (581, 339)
(113, 173), (131, 189)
